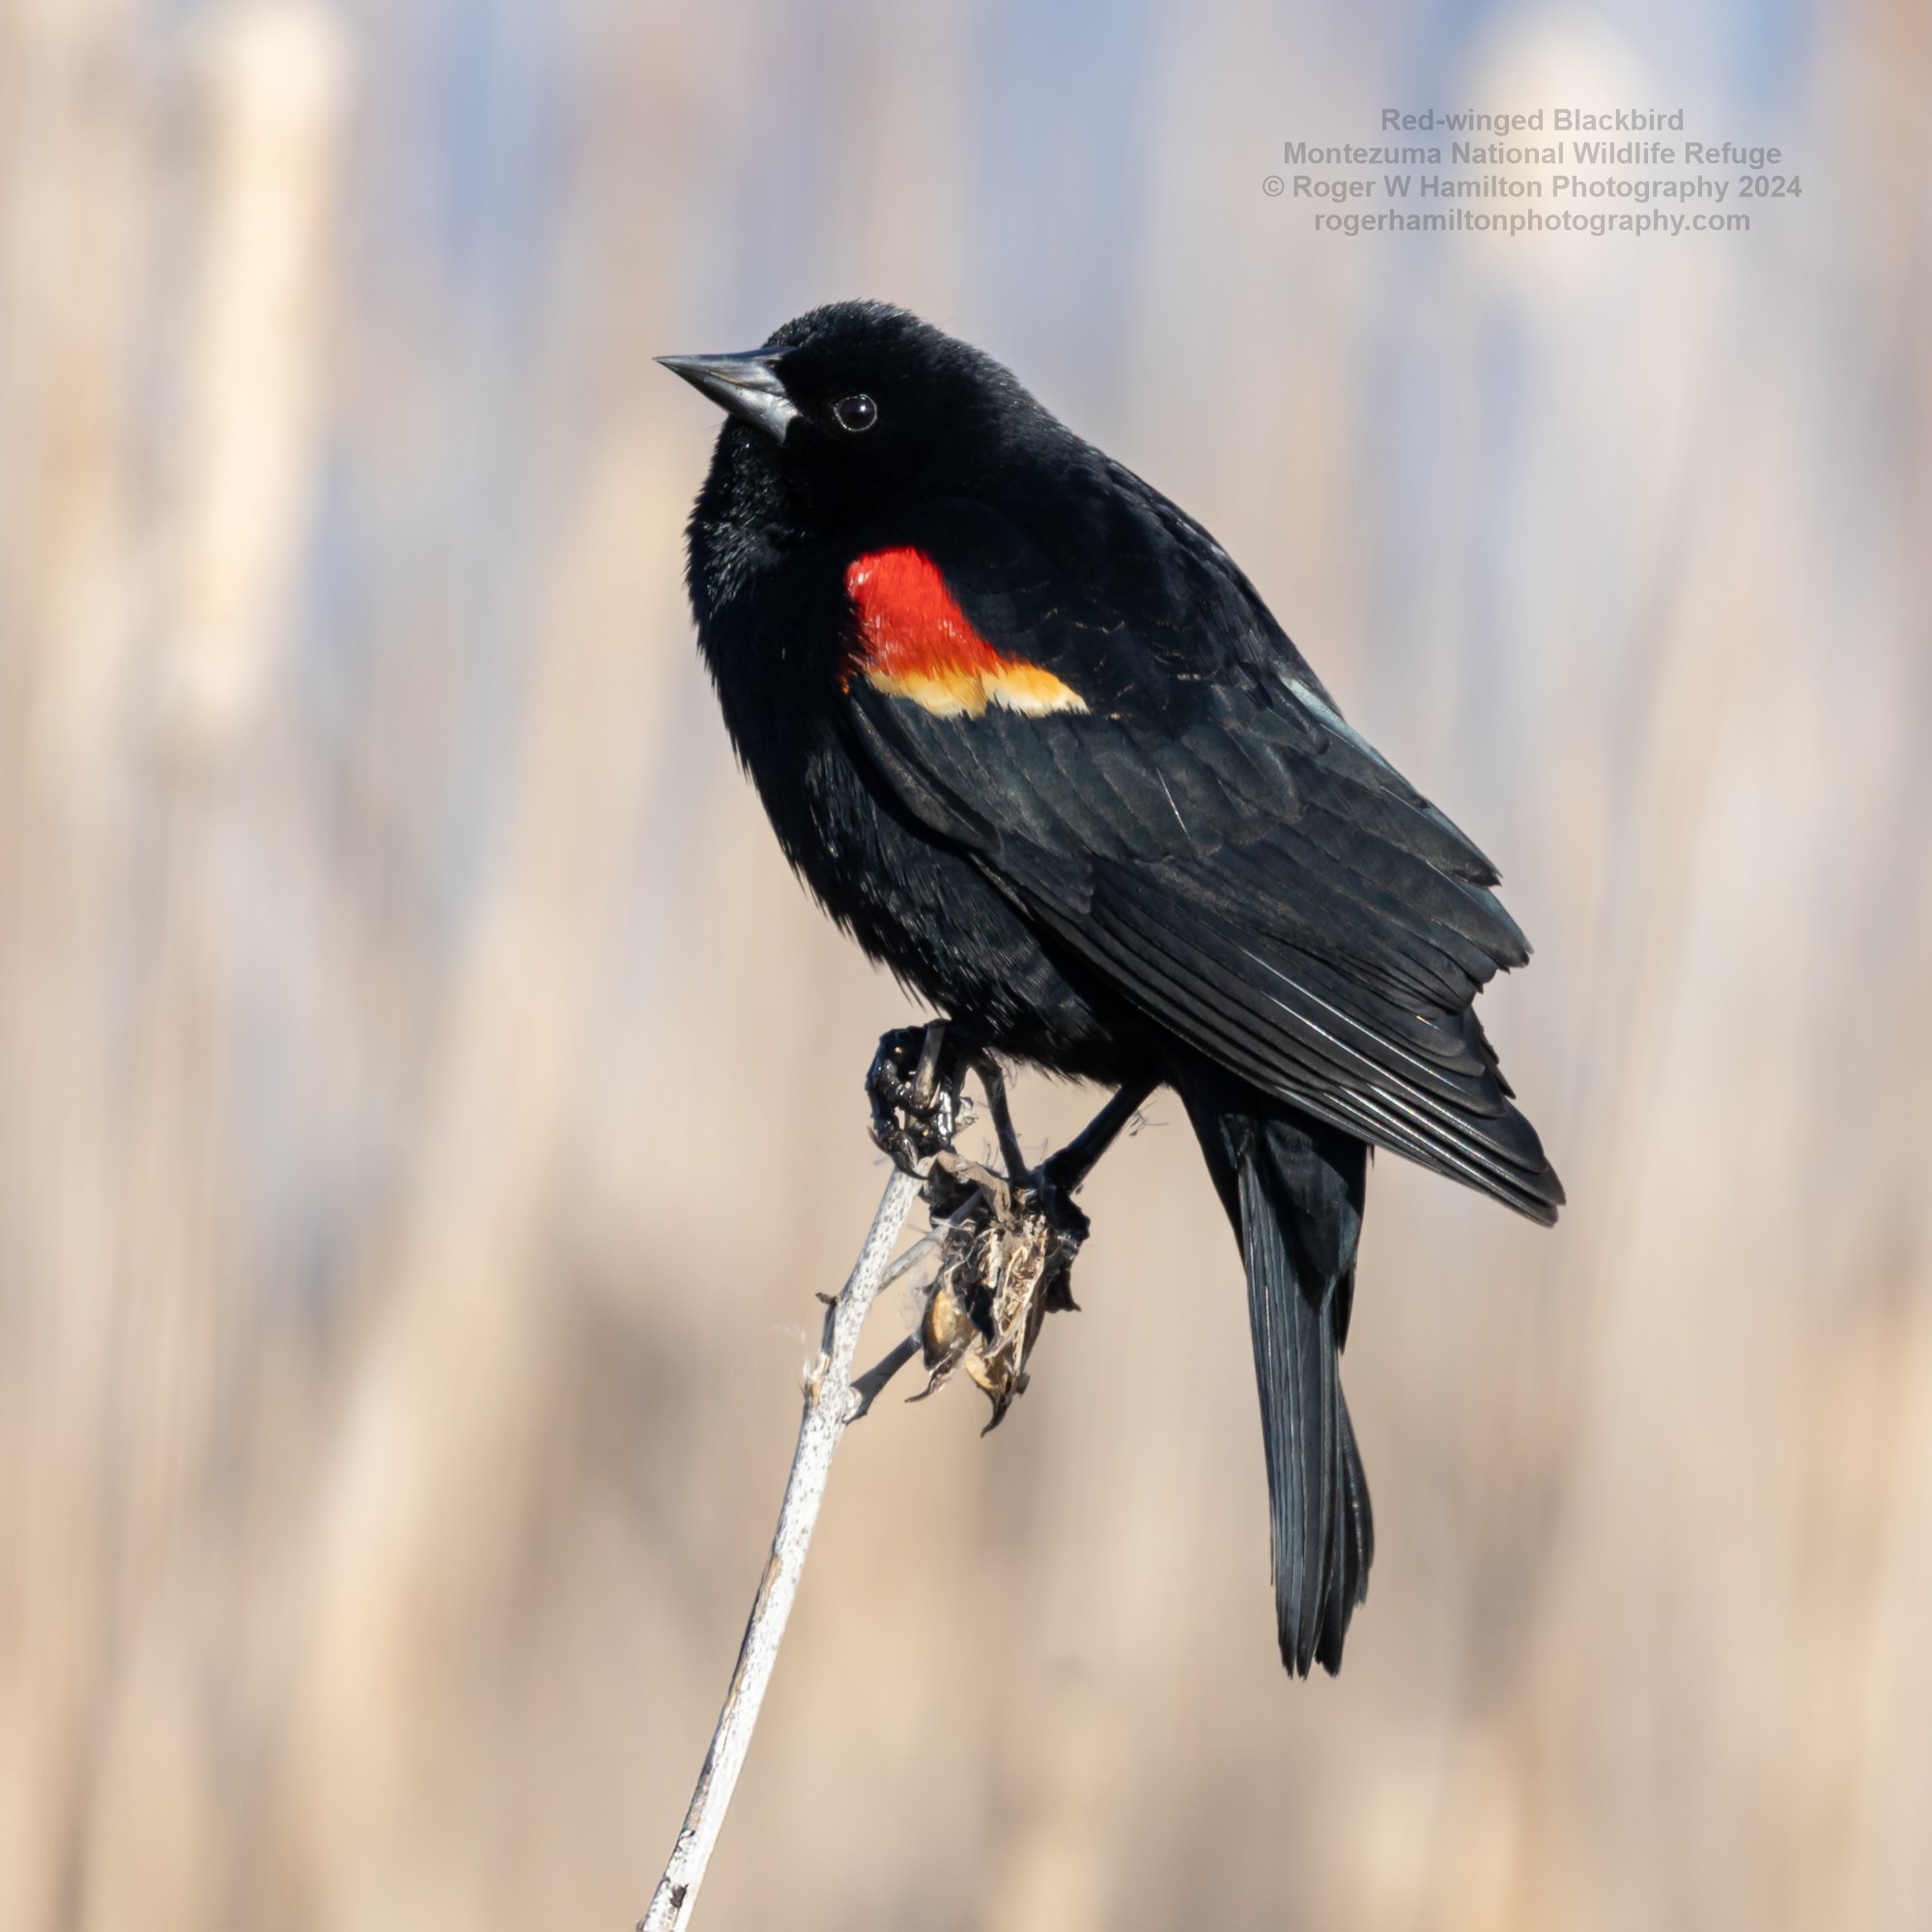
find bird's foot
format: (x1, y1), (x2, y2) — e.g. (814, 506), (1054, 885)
(861, 1043), (1147, 1432)
(866, 1024), (963, 1174)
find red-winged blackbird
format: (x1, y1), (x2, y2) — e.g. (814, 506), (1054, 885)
(663, 301), (1562, 1677)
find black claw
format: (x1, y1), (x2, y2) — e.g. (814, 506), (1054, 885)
(853, 1047), (1148, 1436)
(866, 1024), (963, 1172)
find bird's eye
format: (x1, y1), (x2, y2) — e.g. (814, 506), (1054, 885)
(831, 393), (878, 433)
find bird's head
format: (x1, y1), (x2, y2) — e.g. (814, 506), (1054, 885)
(660, 300), (1049, 530)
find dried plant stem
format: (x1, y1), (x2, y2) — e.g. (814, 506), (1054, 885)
(638, 1160), (923, 1932)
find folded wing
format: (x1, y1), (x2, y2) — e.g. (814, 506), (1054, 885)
(838, 493), (1563, 1222)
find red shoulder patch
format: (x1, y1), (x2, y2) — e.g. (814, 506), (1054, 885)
(844, 549), (1086, 718)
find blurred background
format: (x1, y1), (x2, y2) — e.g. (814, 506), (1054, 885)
(2, 0), (1928, 1926)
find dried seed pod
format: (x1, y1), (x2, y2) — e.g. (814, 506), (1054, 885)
(913, 1171), (1086, 1431)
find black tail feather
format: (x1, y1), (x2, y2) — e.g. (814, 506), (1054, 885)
(1180, 1069), (1374, 1676)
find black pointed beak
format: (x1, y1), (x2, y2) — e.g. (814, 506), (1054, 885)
(657, 349), (799, 442)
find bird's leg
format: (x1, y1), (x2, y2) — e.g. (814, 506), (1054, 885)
(866, 1022), (962, 1174)
(1040, 1078), (1157, 1198)
(864, 1049), (1154, 1428)
(966, 1053), (1031, 1186)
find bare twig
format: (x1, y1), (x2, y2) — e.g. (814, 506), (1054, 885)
(641, 1032), (1137, 1928)
(847, 1334), (922, 1420)
(639, 1158), (920, 1929)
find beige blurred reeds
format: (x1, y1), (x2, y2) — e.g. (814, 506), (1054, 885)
(1, 2), (1929, 1929)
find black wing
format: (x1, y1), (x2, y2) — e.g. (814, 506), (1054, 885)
(840, 485), (1563, 1222)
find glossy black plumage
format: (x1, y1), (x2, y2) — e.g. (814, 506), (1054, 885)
(667, 300), (1562, 1676)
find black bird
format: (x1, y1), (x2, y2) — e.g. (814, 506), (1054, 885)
(662, 301), (1562, 1677)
